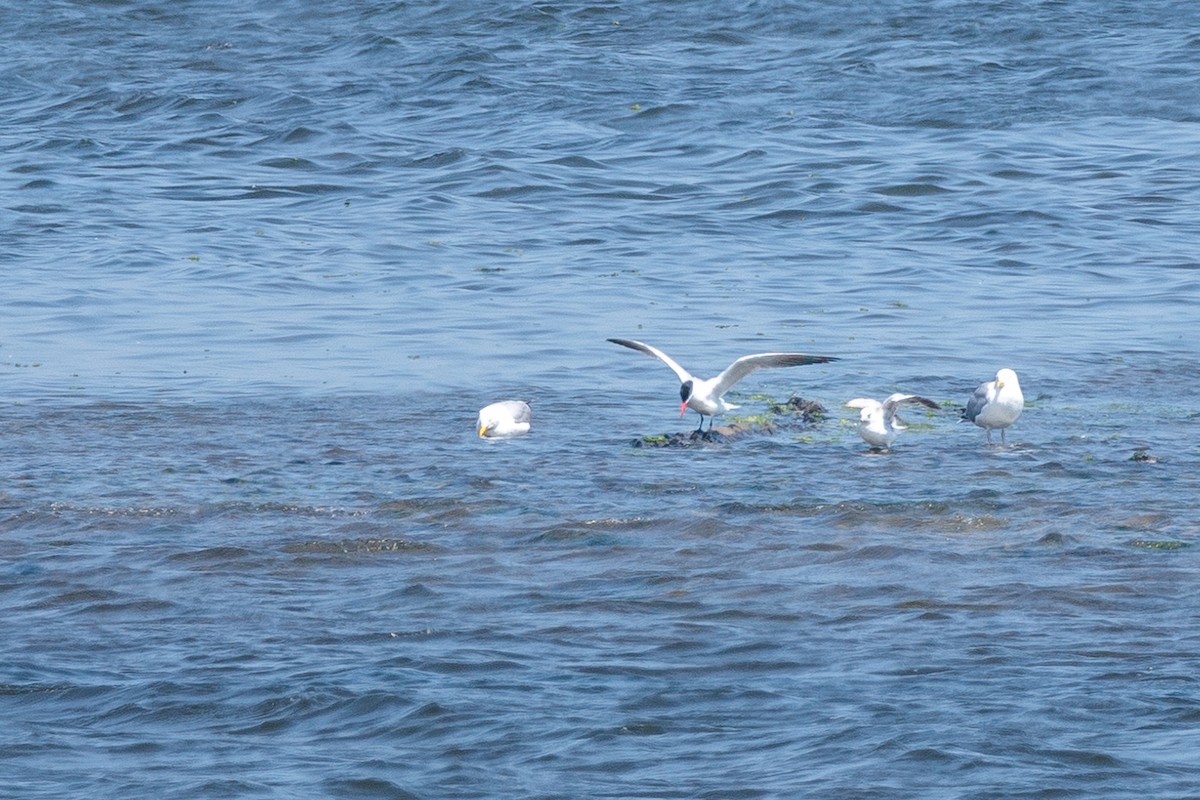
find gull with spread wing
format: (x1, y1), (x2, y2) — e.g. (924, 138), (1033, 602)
(846, 393), (939, 450)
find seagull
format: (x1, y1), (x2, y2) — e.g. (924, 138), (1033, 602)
(607, 338), (838, 432)
(962, 368), (1024, 444)
(477, 400), (531, 438)
(846, 393), (939, 450)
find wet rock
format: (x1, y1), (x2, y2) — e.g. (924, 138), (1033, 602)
(632, 423), (757, 448)
(768, 395), (828, 423)
(631, 396), (827, 448)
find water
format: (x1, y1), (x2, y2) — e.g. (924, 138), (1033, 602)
(4, 1), (1200, 797)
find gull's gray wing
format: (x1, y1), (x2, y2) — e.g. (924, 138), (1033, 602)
(962, 381), (992, 423)
(500, 400), (532, 424)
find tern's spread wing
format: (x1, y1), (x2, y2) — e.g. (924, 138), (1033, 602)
(607, 338), (693, 384)
(711, 352), (839, 396)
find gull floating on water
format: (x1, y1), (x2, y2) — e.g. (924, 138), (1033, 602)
(607, 338), (839, 432)
(963, 368), (1023, 444)
(846, 393), (939, 450)
(477, 400), (532, 438)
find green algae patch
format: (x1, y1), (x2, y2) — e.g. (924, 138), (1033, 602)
(1125, 539), (1191, 551)
(283, 537), (439, 555)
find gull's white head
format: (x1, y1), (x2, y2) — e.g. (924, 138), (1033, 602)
(995, 368), (1020, 390)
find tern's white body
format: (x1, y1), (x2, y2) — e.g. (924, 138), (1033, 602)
(608, 338), (838, 431)
(963, 368), (1023, 444)
(478, 400), (532, 438)
(847, 393), (938, 449)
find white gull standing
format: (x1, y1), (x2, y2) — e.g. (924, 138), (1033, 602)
(962, 368), (1024, 444)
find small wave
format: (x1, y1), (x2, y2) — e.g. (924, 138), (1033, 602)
(873, 182), (952, 197)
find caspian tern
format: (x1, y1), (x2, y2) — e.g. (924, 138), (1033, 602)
(607, 338), (838, 432)
(478, 400), (532, 438)
(846, 393), (939, 450)
(962, 368), (1024, 444)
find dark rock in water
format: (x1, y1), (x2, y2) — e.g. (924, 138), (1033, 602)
(1129, 447), (1158, 463)
(768, 395), (828, 423)
(632, 396), (828, 448)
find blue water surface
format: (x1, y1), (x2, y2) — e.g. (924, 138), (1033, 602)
(3, 2), (1200, 798)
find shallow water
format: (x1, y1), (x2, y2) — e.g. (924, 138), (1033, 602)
(4, 1), (1200, 797)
